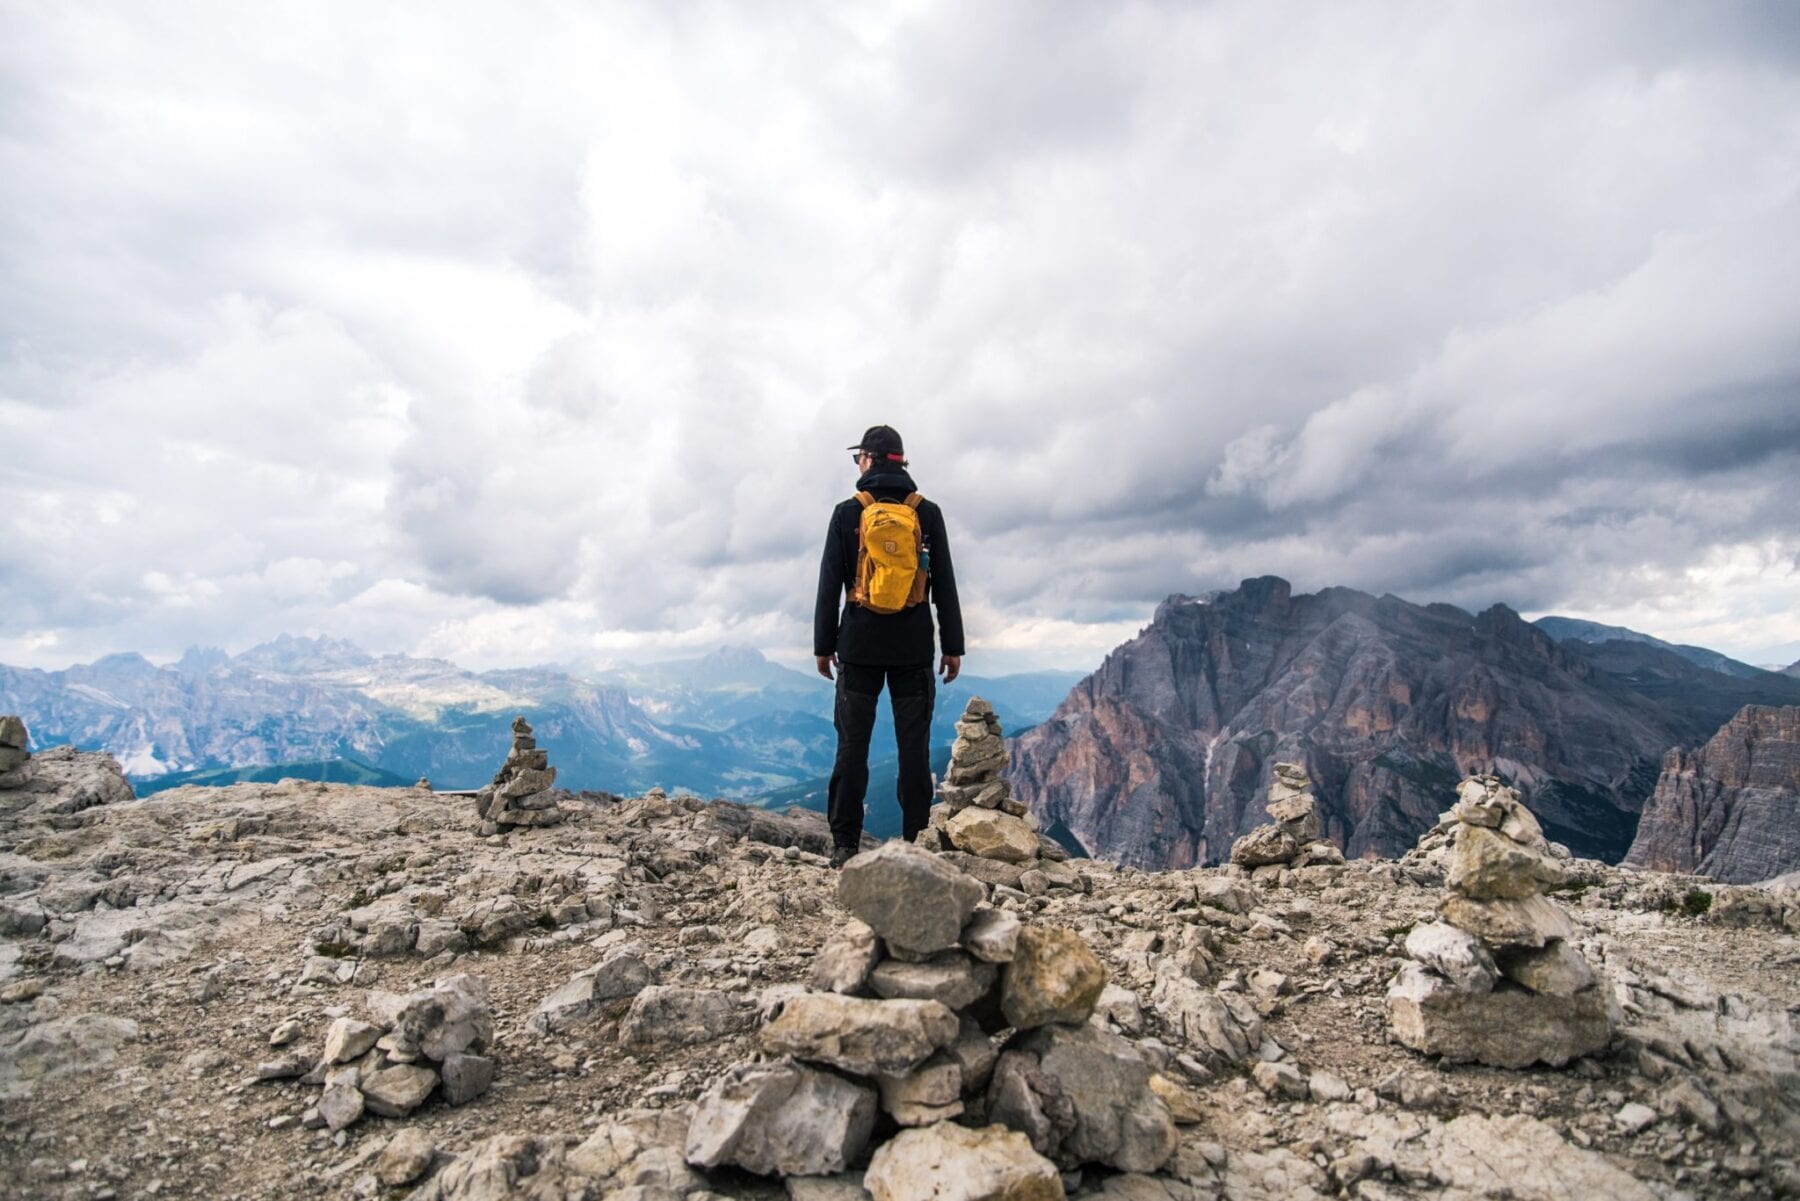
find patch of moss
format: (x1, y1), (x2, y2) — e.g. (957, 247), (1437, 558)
(1681, 887), (1712, 917)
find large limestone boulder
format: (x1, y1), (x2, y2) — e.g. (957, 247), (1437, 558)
(528, 948), (651, 1034)
(1437, 893), (1575, 949)
(864, 1121), (1064, 1201)
(961, 908), (1022, 963)
(1403, 922), (1498, 994)
(1446, 825), (1564, 899)
(1266, 792), (1320, 840)
(440, 1053), (494, 1105)
(761, 993), (960, 1076)
(1385, 962), (1617, 1068)
(876, 1050), (965, 1126)
(1001, 925), (1108, 1030)
(811, 919), (884, 995)
(386, 974), (493, 1061)
(619, 986), (741, 1050)
(361, 1063), (440, 1117)
(685, 1057), (877, 1177)
(986, 1023), (1176, 1173)
(1228, 824), (1299, 868)
(322, 1017), (382, 1064)
(838, 842), (985, 956)
(1496, 939), (1596, 996)
(946, 809), (1040, 864)
(870, 952), (998, 1011)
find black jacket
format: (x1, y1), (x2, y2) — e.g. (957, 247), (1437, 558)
(814, 467), (964, 666)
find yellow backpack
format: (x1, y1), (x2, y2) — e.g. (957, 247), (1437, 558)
(851, 491), (929, 614)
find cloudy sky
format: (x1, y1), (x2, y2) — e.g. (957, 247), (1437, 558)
(3, 0), (1798, 677)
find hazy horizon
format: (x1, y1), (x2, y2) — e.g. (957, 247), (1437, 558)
(6, 582), (1795, 679)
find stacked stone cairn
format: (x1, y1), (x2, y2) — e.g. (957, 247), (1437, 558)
(254, 973), (496, 1132)
(1384, 775), (1618, 1069)
(0, 715), (29, 781)
(919, 698), (1073, 887)
(684, 841), (1176, 1196)
(1227, 761), (1345, 874)
(475, 716), (565, 830)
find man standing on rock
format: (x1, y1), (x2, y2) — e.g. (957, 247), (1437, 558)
(815, 425), (964, 869)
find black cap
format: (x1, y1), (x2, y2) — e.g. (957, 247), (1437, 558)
(848, 424), (906, 461)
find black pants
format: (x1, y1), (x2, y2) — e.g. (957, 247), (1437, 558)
(827, 661), (935, 849)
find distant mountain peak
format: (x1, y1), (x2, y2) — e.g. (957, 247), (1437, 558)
(88, 651), (157, 672)
(234, 634), (375, 673)
(1533, 616), (1770, 680)
(175, 646), (229, 676)
(1238, 575), (1293, 608)
(699, 645), (768, 666)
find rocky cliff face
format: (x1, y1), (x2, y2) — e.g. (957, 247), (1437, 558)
(1624, 705), (1800, 884)
(1008, 577), (1697, 869)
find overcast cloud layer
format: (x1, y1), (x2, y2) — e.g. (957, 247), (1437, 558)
(3, 0), (1798, 676)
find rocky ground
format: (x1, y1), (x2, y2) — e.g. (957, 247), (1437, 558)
(1, 762), (1797, 1200)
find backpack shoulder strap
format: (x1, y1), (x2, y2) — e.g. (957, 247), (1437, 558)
(854, 491), (875, 508)
(903, 492), (922, 509)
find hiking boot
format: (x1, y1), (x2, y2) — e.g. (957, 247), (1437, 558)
(829, 845), (856, 870)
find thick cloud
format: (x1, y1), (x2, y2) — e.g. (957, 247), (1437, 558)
(2, 1), (1797, 673)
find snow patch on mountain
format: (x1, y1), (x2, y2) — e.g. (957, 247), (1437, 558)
(67, 684), (130, 710)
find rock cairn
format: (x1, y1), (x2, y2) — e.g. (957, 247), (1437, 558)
(255, 973), (496, 1133)
(475, 716), (565, 830)
(1385, 775), (1618, 1068)
(920, 698), (1077, 891)
(684, 840), (1176, 1193)
(0, 715), (29, 779)
(1228, 761), (1345, 873)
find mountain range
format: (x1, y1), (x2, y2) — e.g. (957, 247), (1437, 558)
(0, 638), (1082, 814)
(1529, 616), (1779, 680)
(4, 586), (1795, 875)
(1007, 577), (1800, 871)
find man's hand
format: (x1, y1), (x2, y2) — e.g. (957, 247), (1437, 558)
(939, 654), (961, 683)
(816, 654), (838, 681)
